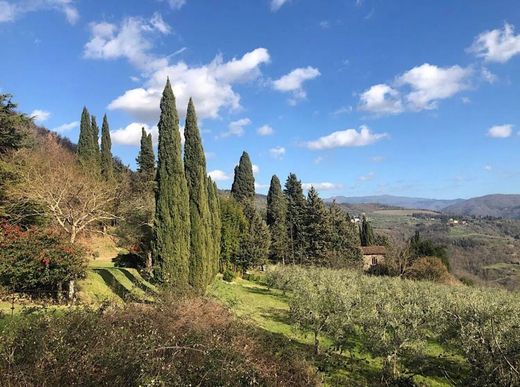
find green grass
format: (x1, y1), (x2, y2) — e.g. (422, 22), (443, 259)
(210, 276), (467, 387)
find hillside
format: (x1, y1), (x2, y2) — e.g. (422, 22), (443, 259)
(444, 194), (520, 219)
(326, 195), (463, 212)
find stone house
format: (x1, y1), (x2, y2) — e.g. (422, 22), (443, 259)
(360, 246), (387, 271)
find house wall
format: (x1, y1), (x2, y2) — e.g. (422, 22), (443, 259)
(363, 254), (385, 271)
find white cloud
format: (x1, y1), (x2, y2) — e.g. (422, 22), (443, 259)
(487, 124), (513, 138)
(107, 47), (270, 122)
(0, 0), (78, 24)
(208, 169), (230, 182)
(111, 122), (160, 146)
(84, 15), (171, 72)
(302, 182), (342, 191)
(371, 155), (384, 163)
(270, 0), (289, 12)
(359, 83), (402, 114)
(313, 156), (324, 164)
(397, 63), (472, 110)
(30, 109), (50, 123)
(257, 124), (274, 136)
(358, 172), (375, 181)
(220, 118), (251, 138)
(332, 105), (352, 116)
(52, 121), (78, 132)
(269, 146), (286, 159)
(166, 0), (186, 10)
(252, 164), (260, 175)
(469, 23), (520, 63)
(272, 66), (320, 105)
(481, 67), (497, 84)
(306, 125), (388, 150)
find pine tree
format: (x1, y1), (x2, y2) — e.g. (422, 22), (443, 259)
(100, 114), (114, 181)
(152, 79), (191, 287)
(231, 151), (255, 203)
(267, 175), (288, 263)
(183, 98), (212, 290)
(207, 177), (221, 279)
(77, 107), (97, 167)
(360, 215), (375, 246)
(284, 173), (307, 264)
(91, 115), (100, 162)
(329, 201), (362, 267)
(305, 187), (332, 265)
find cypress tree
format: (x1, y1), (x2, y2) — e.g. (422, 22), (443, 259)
(284, 173), (307, 264)
(207, 177), (221, 279)
(152, 79), (191, 287)
(91, 115), (100, 161)
(239, 201), (270, 272)
(77, 107), (96, 166)
(360, 215), (375, 246)
(219, 196), (247, 271)
(137, 128), (155, 183)
(100, 114), (114, 181)
(231, 151), (255, 203)
(266, 175), (288, 264)
(305, 187), (332, 265)
(183, 98), (211, 290)
(329, 201), (362, 267)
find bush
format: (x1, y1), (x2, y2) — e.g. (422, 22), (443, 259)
(405, 256), (450, 283)
(0, 223), (87, 295)
(0, 297), (320, 386)
(222, 267), (235, 282)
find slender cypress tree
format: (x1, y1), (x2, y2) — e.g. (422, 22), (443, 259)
(207, 177), (221, 279)
(183, 98), (211, 290)
(360, 215), (375, 246)
(267, 175), (288, 264)
(77, 107), (97, 166)
(152, 79), (191, 287)
(91, 115), (100, 161)
(329, 201), (362, 266)
(305, 187), (332, 265)
(100, 114), (114, 181)
(137, 128), (155, 182)
(231, 151), (255, 203)
(284, 173), (307, 264)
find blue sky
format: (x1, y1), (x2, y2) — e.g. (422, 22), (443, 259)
(1, 0), (520, 199)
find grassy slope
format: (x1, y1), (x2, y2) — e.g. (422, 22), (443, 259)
(210, 276), (466, 387)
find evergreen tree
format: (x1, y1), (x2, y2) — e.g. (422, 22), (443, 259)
(136, 128), (155, 183)
(152, 79), (191, 287)
(100, 114), (114, 181)
(360, 215), (375, 246)
(239, 201), (270, 272)
(219, 196), (247, 271)
(207, 178), (221, 279)
(266, 175), (288, 263)
(91, 115), (100, 161)
(231, 151), (255, 203)
(284, 173), (307, 264)
(183, 98), (212, 290)
(305, 187), (332, 265)
(329, 201), (362, 267)
(77, 107), (97, 167)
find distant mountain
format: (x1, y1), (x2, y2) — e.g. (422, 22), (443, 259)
(444, 194), (520, 219)
(326, 195), (463, 212)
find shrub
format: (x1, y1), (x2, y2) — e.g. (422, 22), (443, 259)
(405, 256), (450, 283)
(0, 297), (320, 386)
(0, 223), (87, 295)
(222, 267), (235, 282)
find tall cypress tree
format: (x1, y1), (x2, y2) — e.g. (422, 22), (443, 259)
(100, 114), (114, 181)
(284, 173), (307, 264)
(77, 107), (96, 166)
(267, 175), (288, 264)
(152, 79), (191, 287)
(329, 201), (362, 266)
(305, 187), (332, 265)
(360, 215), (375, 247)
(231, 151), (255, 203)
(183, 98), (211, 290)
(207, 177), (221, 279)
(91, 115), (100, 162)
(137, 128), (155, 182)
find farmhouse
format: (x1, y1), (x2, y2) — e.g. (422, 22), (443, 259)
(360, 246), (387, 271)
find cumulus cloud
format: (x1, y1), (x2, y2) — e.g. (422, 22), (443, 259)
(107, 48), (270, 122)
(269, 146), (286, 159)
(270, 0), (289, 12)
(306, 125), (388, 150)
(359, 63), (472, 114)
(111, 122), (164, 146)
(30, 109), (50, 123)
(487, 124), (513, 138)
(165, 0), (186, 10)
(252, 164), (260, 175)
(257, 124), (274, 136)
(469, 23), (520, 63)
(0, 0), (78, 24)
(52, 121), (78, 132)
(359, 84), (402, 114)
(220, 118), (251, 138)
(481, 67), (498, 84)
(301, 182), (342, 191)
(208, 169), (230, 182)
(272, 66), (320, 105)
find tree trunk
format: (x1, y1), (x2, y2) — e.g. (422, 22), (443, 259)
(68, 280), (75, 301)
(57, 282), (63, 303)
(313, 330), (320, 355)
(70, 226), (77, 244)
(146, 251), (153, 273)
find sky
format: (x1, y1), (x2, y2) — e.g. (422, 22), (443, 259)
(1, 0), (520, 199)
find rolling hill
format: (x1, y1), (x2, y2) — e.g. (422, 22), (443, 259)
(444, 194), (520, 219)
(326, 195), (463, 212)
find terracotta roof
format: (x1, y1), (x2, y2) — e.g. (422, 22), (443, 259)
(360, 246), (387, 255)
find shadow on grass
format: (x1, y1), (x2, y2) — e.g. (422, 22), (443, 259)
(402, 350), (469, 385)
(241, 284), (290, 303)
(118, 269), (157, 295)
(92, 268), (137, 302)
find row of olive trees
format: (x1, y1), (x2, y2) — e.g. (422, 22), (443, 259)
(266, 266), (520, 386)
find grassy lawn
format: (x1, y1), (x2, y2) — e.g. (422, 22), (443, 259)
(210, 276), (467, 387)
